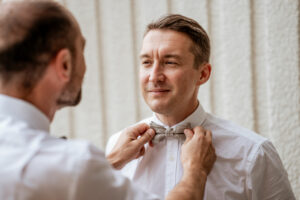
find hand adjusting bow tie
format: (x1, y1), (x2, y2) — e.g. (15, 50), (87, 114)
(150, 121), (191, 144)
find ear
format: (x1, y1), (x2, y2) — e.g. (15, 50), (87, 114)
(52, 48), (72, 83)
(196, 63), (211, 86)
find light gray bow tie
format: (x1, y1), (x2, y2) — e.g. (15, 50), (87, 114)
(150, 121), (191, 144)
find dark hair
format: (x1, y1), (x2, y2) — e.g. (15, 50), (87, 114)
(145, 14), (210, 68)
(0, 1), (77, 91)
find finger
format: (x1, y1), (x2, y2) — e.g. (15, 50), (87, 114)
(184, 129), (194, 142)
(193, 126), (206, 137)
(148, 140), (154, 147)
(206, 130), (212, 142)
(139, 147), (145, 157)
(193, 126), (205, 132)
(137, 128), (155, 147)
(130, 123), (150, 138)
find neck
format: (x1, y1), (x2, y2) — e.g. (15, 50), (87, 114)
(26, 87), (58, 121)
(0, 83), (58, 122)
(156, 100), (199, 127)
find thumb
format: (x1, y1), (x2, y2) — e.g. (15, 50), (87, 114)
(137, 129), (155, 147)
(130, 123), (149, 139)
(184, 129), (194, 142)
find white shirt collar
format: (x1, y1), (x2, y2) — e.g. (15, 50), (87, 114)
(0, 94), (50, 132)
(152, 101), (206, 129)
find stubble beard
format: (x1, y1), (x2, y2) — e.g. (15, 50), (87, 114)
(56, 80), (82, 107)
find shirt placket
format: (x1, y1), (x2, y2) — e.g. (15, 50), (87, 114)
(164, 136), (179, 196)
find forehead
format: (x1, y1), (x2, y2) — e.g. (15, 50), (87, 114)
(141, 29), (193, 55)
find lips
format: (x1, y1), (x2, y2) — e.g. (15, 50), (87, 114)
(147, 88), (171, 96)
(149, 89), (170, 92)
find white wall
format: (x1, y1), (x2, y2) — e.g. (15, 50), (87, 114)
(15, 0), (297, 197)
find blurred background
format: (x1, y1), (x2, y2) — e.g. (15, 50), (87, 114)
(3, 0), (299, 197)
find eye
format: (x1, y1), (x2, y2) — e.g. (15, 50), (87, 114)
(165, 61), (178, 66)
(141, 59), (152, 67)
(166, 61), (176, 64)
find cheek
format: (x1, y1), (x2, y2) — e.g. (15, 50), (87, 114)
(172, 72), (194, 91)
(169, 72), (186, 85)
(76, 57), (86, 79)
(139, 70), (148, 86)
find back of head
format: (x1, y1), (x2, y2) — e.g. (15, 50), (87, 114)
(0, 0), (76, 92)
(145, 14), (210, 68)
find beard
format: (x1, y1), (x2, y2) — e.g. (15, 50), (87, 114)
(56, 80), (82, 107)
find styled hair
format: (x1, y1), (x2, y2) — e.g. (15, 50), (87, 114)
(145, 14), (210, 68)
(0, 1), (77, 91)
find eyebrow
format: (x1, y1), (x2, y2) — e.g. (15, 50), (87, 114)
(140, 54), (150, 59)
(139, 54), (182, 59)
(164, 54), (181, 59)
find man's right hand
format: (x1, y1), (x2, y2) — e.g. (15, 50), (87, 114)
(182, 126), (216, 176)
(166, 126), (216, 200)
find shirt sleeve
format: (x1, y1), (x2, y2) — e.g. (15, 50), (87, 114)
(105, 131), (121, 156)
(70, 143), (161, 200)
(246, 140), (295, 200)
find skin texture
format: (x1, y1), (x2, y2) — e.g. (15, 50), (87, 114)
(140, 29), (211, 126)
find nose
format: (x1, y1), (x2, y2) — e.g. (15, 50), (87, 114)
(149, 61), (165, 82)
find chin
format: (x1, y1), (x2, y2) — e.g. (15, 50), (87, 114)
(57, 90), (82, 107)
(72, 90), (82, 105)
(147, 101), (171, 114)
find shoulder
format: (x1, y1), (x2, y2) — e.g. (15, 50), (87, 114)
(23, 135), (112, 199)
(43, 137), (159, 200)
(34, 133), (110, 178)
(204, 114), (295, 198)
(205, 113), (267, 144)
(204, 113), (270, 161)
(105, 117), (153, 155)
(245, 140), (295, 199)
(39, 136), (108, 171)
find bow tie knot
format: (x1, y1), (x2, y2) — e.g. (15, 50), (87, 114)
(164, 128), (176, 136)
(150, 121), (191, 144)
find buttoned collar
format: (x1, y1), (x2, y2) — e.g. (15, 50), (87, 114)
(0, 94), (50, 132)
(152, 101), (206, 129)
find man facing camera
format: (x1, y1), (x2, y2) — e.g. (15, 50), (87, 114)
(106, 14), (295, 199)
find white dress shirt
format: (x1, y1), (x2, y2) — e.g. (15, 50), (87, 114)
(0, 94), (160, 200)
(106, 103), (295, 200)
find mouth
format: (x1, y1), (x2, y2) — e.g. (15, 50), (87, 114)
(148, 89), (170, 95)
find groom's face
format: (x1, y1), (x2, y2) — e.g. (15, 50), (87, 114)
(139, 29), (202, 115)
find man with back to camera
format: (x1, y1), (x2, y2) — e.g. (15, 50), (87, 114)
(106, 14), (296, 199)
(0, 1), (217, 199)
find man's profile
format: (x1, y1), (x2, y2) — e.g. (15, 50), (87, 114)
(106, 14), (295, 199)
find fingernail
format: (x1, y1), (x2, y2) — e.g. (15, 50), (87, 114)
(148, 129), (155, 137)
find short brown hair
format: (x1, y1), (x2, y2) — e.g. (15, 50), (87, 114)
(0, 1), (77, 91)
(145, 14), (210, 68)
